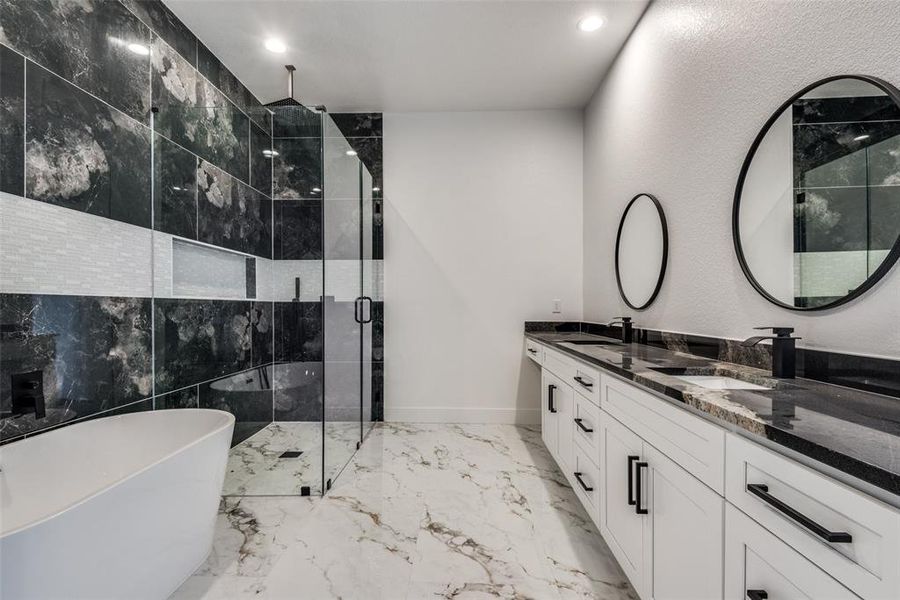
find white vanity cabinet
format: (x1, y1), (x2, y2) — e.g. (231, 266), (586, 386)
(525, 337), (900, 600)
(724, 504), (858, 599)
(599, 410), (724, 599)
(540, 369), (573, 471)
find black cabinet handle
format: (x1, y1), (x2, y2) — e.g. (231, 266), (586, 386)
(574, 418), (593, 433)
(573, 376), (593, 389)
(527, 348), (537, 354)
(746, 591), (768, 600)
(548, 384), (557, 413)
(574, 472), (594, 492)
(635, 461), (648, 514)
(354, 297), (362, 323)
(627, 455), (639, 506)
(746, 484), (852, 543)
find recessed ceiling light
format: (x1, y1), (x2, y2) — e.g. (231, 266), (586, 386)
(262, 149), (279, 157)
(853, 134), (870, 142)
(312, 187), (322, 193)
(345, 150), (358, 156)
(127, 43), (150, 56)
(264, 38), (287, 53)
(372, 187), (381, 192)
(577, 15), (604, 32)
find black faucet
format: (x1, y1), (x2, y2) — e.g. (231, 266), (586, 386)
(740, 327), (801, 379)
(607, 317), (633, 344)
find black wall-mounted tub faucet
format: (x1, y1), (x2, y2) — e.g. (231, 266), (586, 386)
(741, 327), (801, 379)
(607, 317), (634, 344)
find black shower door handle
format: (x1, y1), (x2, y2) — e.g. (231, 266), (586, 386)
(361, 296), (374, 324)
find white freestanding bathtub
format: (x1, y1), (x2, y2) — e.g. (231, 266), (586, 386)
(0, 409), (234, 600)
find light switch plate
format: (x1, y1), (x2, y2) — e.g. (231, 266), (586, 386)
(552, 299), (562, 314)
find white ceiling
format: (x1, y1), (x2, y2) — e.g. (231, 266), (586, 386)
(166, 0), (648, 112)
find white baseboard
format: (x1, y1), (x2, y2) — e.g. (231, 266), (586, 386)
(384, 406), (541, 425)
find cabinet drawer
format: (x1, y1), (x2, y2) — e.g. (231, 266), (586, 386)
(602, 374), (725, 493)
(543, 347), (575, 381)
(572, 363), (601, 407)
(725, 433), (900, 600)
(542, 347), (602, 407)
(725, 504), (859, 599)
(525, 339), (543, 365)
(571, 442), (601, 522)
(573, 393), (601, 461)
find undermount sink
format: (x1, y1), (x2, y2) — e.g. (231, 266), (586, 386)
(669, 375), (770, 391)
(649, 367), (773, 391)
(560, 339), (621, 346)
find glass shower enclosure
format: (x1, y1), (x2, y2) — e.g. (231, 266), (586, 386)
(150, 101), (376, 497)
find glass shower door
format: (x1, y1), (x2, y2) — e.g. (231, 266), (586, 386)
(360, 165), (375, 439)
(322, 116), (363, 489)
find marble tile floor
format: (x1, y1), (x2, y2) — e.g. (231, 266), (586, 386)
(223, 421), (366, 496)
(172, 423), (637, 600)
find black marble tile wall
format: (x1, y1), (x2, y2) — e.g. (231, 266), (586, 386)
(0, 44), (25, 196)
(274, 200), (323, 260)
(198, 41), (270, 132)
(1, 0), (279, 445)
(274, 362), (322, 422)
(275, 302), (324, 363)
(121, 0), (198, 68)
(152, 36), (249, 183)
(250, 121), (273, 195)
(0, 294), (153, 442)
(332, 112), (384, 259)
(197, 160), (273, 258)
(371, 362), (384, 422)
(154, 133), (198, 238)
(273, 137), (323, 199)
(154, 299), (273, 395)
(199, 366), (273, 445)
(372, 301), (384, 363)
(154, 385), (199, 410)
(1, 0), (152, 122)
(26, 61), (152, 228)
(251, 301), (273, 366)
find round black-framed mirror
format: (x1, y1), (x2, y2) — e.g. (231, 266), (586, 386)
(615, 193), (669, 310)
(733, 74), (900, 311)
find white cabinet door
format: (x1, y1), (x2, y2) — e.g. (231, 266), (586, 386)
(555, 378), (575, 472)
(541, 369), (559, 459)
(644, 444), (724, 600)
(724, 504), (858, 600)
(599, 412), (646, 592)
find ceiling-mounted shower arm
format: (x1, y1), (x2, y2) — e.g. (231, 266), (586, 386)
(285, 65), (296, 100)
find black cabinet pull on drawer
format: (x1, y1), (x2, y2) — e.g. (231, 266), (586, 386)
(574, 472), (594, 492)
(527, 348), (537, 354)
(746, 484), (852, 543)
(574, 418), (593, 433)
(746, 591), (768, 600)
(573, 376), (593, 389)
(635, 461), (648, 514)
(627, 455), (639, 506)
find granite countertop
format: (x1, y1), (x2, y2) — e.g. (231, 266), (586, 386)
(525, 330), (900, 498)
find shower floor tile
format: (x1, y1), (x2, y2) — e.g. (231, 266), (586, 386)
(222, 421), (364, 496)
(171, 423), (637, 600)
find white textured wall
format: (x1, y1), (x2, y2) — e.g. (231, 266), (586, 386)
(583, 0), (900, 359)
(384, 110), (584, 423)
